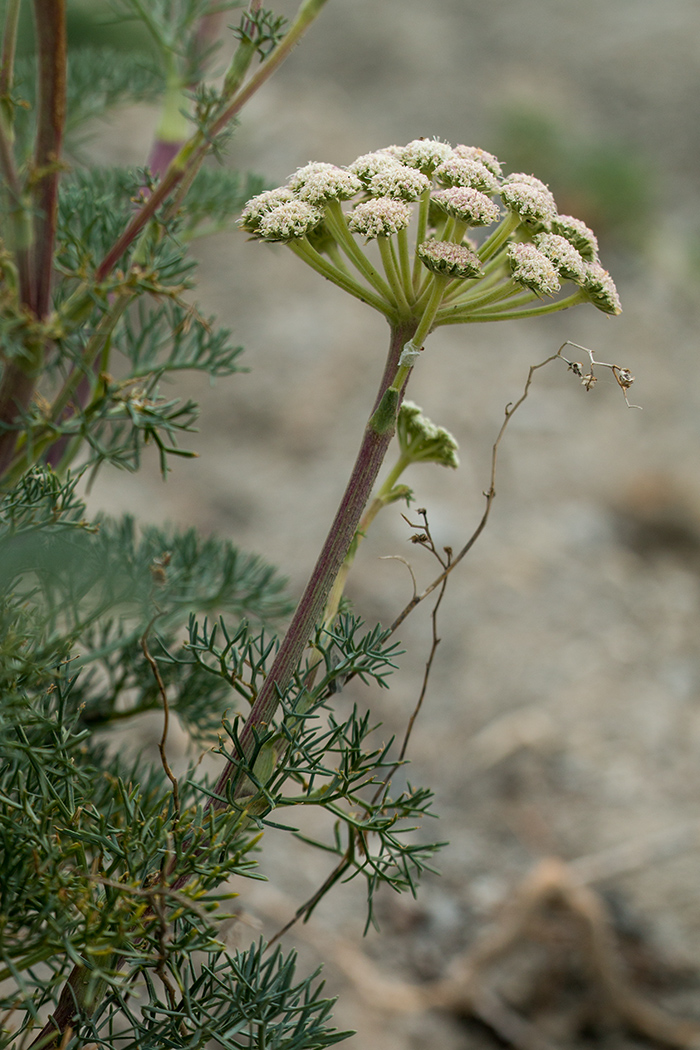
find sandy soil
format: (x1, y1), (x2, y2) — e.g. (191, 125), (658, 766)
(85, 2), (700, 1046)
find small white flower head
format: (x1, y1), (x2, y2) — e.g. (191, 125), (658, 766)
(257, 200), (324, 242)
(500, 179), (558, 232)
(239, 187), (295, 233)
(534, 233), (587, 283)
(368, 164), (431, 201)
(507, 242), (561, 295)
(434, 157), (499, 194)
(452, 144), (503, 177)
(552, 214), (599, 261)
(583, 262), (622, 315)
(288, 162), (362, 204)
(347, 197), (412, 239)
(417, 239), (483, 279)
(378, 144), (404, 161)
(397, 400), (460, 469)
(348, 151), (403, 185)
(400, 138), (453, 174)
(431, 187), (501, 227)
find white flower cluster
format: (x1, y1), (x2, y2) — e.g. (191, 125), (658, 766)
(239, 137), (621, 316)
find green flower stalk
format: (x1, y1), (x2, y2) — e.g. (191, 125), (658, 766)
(225, 137), (622, 800)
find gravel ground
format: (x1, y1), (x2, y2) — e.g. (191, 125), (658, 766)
(86, 3), (700, 1046)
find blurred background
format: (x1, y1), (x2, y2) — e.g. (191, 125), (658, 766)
(71, 0), (700, 1046)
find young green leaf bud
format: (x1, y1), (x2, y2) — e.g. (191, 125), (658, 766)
(397, 400), (460, 468)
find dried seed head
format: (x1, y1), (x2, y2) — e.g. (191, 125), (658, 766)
(368, 164), (431, 201)
(400, 137), (453, 174)
(239, 187), (296, 232)
(534, 233), (587, 283)
(583, 262), (622, 315)
(347, 196), (412, 238)
(258, 200), (324, 241)
(507, 242), (561, 295)
(288, 162), (362, 203)
(500, 179), (558, 232)
(433, 157), (499, 193)
(417, 239), (483, 279)
(431, 187), (501, 227)
(616, 367), (634, 388)
(552, 214), (599, 261)
(452, 144), (503, 177)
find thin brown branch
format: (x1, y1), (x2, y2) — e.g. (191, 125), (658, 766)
(95, 0), (329, 284)
(0, 0), (20, 98)
(141, 616), (180, 817)
(31, 0), (66, 319)
(268, 854), (355, 947)
(388, 352), (561, 638)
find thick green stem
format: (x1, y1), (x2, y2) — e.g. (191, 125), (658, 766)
(210, 320), (418, 804)
(322, 453), (410, 629)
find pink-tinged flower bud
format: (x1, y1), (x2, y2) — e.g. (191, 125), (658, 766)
(431, 187), (501, 227)
(288, 162), (362, 204)
(347, 197), (412, 239)
(534, 233), (587, 283)
(417, 239), (483, 279)
(500, 180), (557, 232)
(434, 157), (499, 194)
(400, 138), (453, 174)
(368, 165), (431, 201)
(583, 262), (622, 315)
(507, 242), (561, 295)
(452, 145), (503, 177)
(238, 187), (296, 232)
(258, 200), (324, 241)
(348, 151), (403, 184)
(551, 215), (599, 261)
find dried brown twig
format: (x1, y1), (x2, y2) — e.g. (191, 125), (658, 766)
(268, 341), (639, 946)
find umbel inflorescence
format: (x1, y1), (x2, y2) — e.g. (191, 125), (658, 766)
(240, 138), (621, 346)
